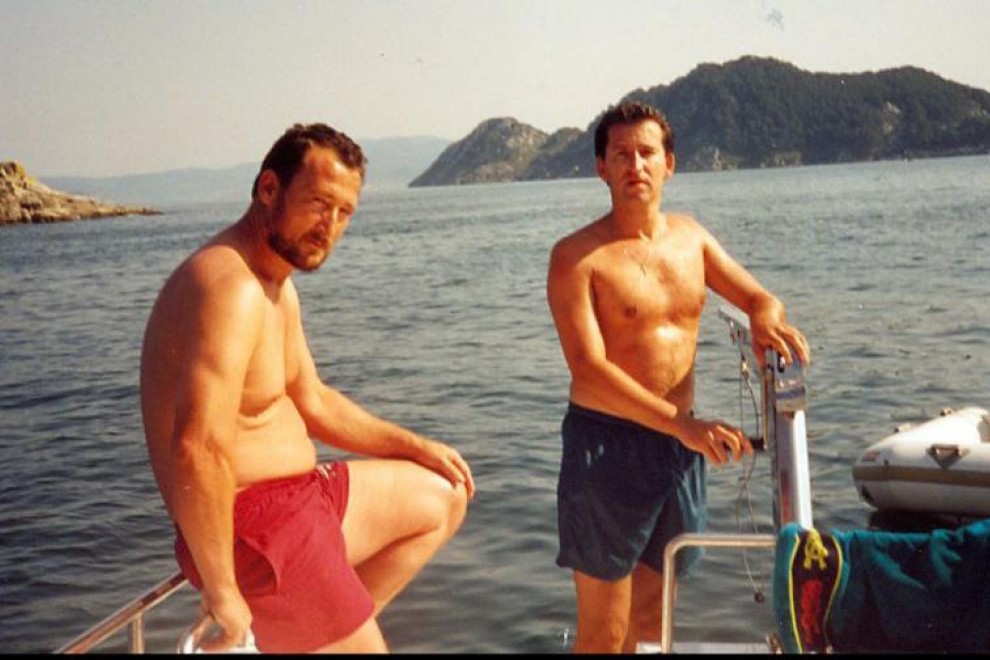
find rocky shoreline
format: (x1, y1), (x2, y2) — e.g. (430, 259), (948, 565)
(0, 161), (159, 225)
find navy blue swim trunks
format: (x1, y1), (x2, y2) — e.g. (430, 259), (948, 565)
(556, 402), (708, 581)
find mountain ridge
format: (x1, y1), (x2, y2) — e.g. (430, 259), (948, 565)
(411, 56), (990, 187)
(14, 56), (990, 205)
(40, 135), (452, 207)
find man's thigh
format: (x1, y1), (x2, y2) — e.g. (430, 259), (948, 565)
(341, 458), (456, 564)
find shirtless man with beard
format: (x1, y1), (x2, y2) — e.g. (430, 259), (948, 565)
(141, 123), (474, 653)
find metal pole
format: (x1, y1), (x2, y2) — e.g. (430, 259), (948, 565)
(129, 614), (145, 654)
(765, 349), (813, 531)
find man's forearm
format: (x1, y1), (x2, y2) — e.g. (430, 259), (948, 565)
(570, 356), (687, 437)
(309, 386), (425, 459)
(171, 440), (240, 600)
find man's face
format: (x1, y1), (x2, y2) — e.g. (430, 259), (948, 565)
(265, 146), (363, 272)
(595, 119), (674, 203)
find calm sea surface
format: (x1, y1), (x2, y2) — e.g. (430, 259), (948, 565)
(1, 156), (989, 653)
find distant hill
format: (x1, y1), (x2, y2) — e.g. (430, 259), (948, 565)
(363, 135), (452, 189)
(410, 118), (549, 186)
(47, 163), (258, 208)
(410, 56), (990, 186)
(44, 135), (451, 207)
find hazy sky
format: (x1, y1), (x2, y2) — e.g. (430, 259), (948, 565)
(3, 0), (989, 177)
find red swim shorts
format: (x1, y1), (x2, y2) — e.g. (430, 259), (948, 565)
(174, 461), (375, 653)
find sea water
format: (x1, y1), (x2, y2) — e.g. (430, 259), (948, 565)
(1, 155), (988, 653)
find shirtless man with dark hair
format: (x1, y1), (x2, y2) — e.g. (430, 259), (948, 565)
(547, 102), (810, 653)
(141, 123), (474, 653)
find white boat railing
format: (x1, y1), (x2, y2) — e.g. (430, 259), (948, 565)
(54, 571), (189, 654)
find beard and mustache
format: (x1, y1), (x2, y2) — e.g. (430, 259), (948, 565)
(265, 192), (332, 273)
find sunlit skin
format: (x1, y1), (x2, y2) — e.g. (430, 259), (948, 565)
(141, 144), (475, 653)
(547, 117), (810, 653)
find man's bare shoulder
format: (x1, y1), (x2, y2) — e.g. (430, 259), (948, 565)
(665, 211), (704, 233)
(187, 240), (251, 282)
(157, 241), (268, 320)
(549, 217), (610, 266)
(668, 213), (730, 264)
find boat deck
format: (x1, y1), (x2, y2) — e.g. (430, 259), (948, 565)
(639, 640), (778, 654)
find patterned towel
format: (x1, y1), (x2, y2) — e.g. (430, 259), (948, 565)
(773, 519), (990, 653)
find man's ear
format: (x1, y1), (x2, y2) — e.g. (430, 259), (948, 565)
(255, 169), (280, 205)
(664, 152), (676, 180)
(595, 157), (608, 184)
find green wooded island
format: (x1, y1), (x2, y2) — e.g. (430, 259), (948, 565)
(411, 56), (990, 187)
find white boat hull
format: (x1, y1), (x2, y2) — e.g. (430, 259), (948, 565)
(852, 407), (990, 517)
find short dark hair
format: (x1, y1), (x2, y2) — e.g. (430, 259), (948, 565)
(593, 101), (675, 159)
(251, 123), (367, 198)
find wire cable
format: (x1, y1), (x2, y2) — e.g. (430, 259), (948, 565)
(733, 355), (769, 602)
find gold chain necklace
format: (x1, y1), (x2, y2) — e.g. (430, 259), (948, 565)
(623, 238), (653, 277)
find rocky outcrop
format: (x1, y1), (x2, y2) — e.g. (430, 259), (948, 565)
(0, 161), (159, 225)
(409, 118), (551, 187)
(518, 128), (585, 180)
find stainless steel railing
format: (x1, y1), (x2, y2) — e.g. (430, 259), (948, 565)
(55, 571), (189, 654)
(659, 532), (777, 653)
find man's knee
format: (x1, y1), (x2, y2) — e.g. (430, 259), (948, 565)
(403, 461), (468, 538)
(434, 474), (469, 539)
(577, 610), (629, 652)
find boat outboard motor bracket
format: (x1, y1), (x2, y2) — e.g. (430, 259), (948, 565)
(718, 305), (814, 531)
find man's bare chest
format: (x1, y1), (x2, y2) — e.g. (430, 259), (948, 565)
(591, 243), (707, 326)
(240, 307), (292, 416)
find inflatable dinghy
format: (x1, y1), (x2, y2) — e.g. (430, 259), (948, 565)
(852, 407), (990, 517)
